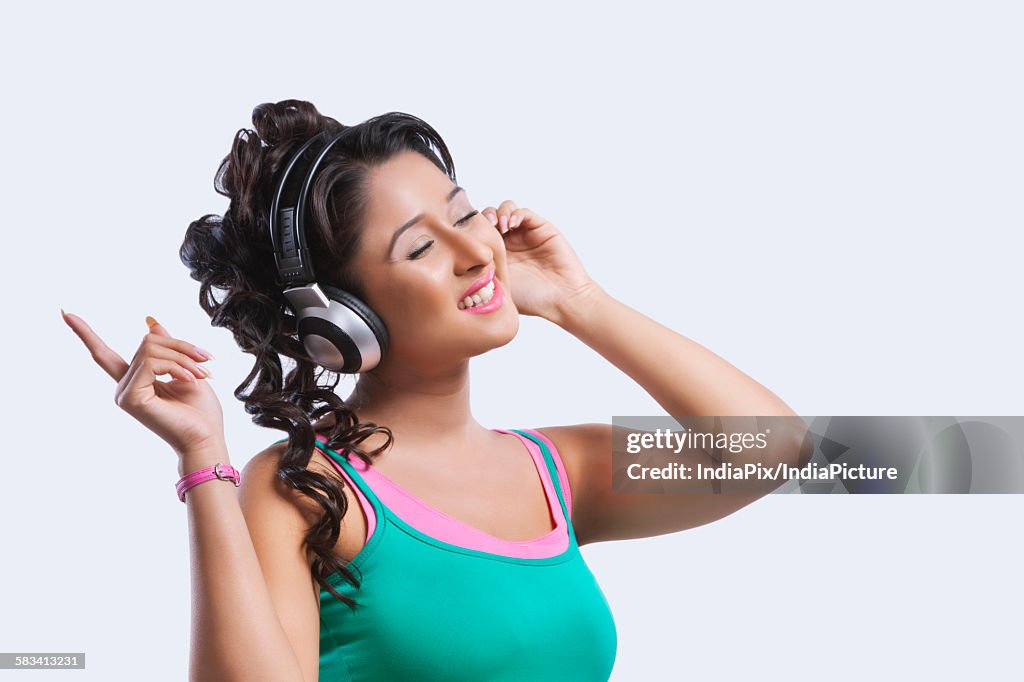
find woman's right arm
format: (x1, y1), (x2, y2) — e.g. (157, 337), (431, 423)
(61, 310), (320, 682)
(181, 443), (321, 682)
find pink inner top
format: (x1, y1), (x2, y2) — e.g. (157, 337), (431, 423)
(314, 428), (573, 559)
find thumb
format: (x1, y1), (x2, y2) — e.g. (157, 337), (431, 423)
(145, 315), (172, 337)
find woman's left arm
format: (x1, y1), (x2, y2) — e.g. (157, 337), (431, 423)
(485, 201), (805, 545)
(543, 284), (805, 544)
(551, 283), (798, 419)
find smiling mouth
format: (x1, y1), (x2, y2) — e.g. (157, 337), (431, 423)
(458, 276), (496, 309)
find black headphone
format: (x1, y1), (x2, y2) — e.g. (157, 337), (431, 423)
(268, 128), (389, 373)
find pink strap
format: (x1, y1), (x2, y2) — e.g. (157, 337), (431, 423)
(176, 463), (241, 502)
(519, 429), (573, 519)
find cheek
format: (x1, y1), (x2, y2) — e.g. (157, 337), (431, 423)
(378, 276), (452, 318)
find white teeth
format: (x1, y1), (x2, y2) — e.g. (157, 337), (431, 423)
(458, 278), (496, 309)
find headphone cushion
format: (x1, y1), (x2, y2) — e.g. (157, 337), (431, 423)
(318, 283), (390, 353)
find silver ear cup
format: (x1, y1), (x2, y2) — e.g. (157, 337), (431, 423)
(283, 283), (386, 373)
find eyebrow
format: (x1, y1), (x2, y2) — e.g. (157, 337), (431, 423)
(386, 185), (465, 259)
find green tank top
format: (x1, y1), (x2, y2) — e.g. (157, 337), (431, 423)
(306, 429), (618, 681)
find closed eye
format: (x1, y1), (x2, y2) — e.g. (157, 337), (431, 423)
(406, 211), (480, 260)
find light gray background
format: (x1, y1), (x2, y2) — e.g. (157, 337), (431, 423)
(3, 1), (1022, 680)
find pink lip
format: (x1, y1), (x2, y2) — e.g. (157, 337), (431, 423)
(461, 277), (505, 315)
(458, 267), (495, 301)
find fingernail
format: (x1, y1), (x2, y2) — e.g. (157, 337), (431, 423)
(488, 213), (497, 226)
(145, 315), (159, 329)
(510, 215), (520, 228)
(197, 365), (213, 378)
(193, 346), (216, 360)
(499, 215), (508, 231)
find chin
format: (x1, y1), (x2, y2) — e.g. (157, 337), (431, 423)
(467, 311), (520, 356)
(495, 313), (520, 347)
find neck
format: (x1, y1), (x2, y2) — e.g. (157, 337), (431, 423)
(345, 359), (486, 448)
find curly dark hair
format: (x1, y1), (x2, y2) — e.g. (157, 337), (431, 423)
(178, 99), (458, 609)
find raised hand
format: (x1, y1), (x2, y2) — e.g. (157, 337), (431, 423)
(61, 311), (224, 459)
(481, 200), (601, 322)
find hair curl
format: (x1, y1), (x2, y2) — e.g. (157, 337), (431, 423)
(179, 99), (457, 609)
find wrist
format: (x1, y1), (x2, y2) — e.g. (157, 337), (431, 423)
(178, 441), (230, 478)
(551, 280), (608, 331)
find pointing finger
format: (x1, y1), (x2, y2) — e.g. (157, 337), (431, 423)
(61, 308), (131, 382)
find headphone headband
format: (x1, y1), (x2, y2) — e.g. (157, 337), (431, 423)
(268, 127), (347, 285)
(264, 124), (389, 374)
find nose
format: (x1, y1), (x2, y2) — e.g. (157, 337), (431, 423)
(444, 224), (494, 274)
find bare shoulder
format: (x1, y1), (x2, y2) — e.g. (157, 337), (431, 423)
(530, 422), (612, 466)
(241, 437), (368, 564)
(240, 438), (347, 527)
(528, 423), (612, 545)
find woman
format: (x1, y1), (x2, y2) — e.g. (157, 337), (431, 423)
(62, 99), (800, 681)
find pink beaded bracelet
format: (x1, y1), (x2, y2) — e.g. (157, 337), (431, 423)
(175, 463), (241, 502)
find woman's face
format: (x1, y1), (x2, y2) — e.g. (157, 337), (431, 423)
(349, 150), (519, 370)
